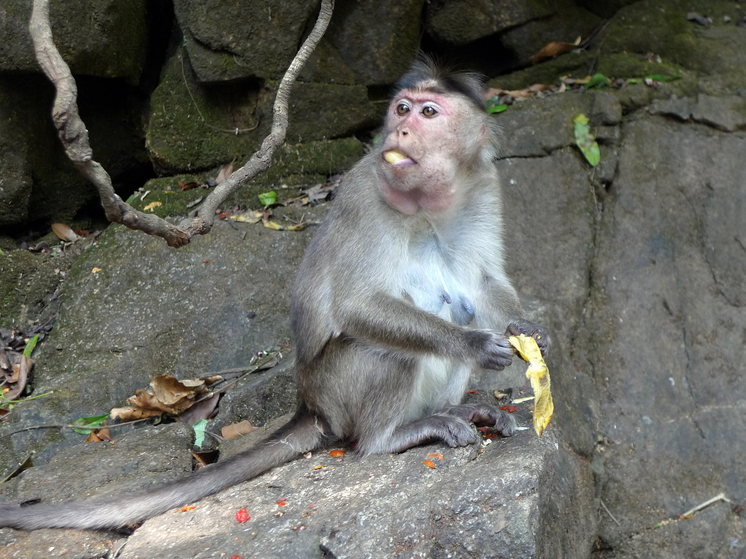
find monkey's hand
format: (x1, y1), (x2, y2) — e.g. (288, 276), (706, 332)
(466, 330), (514, 370)
(506, 320), (550, 357)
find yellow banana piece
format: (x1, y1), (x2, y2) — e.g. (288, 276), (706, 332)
(508, 334), (553, 436)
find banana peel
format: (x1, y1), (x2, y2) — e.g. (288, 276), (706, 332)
(508, 334), (553, 436)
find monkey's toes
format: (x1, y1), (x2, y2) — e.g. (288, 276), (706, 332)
(494, 411), (517, 437)
(437, 416), (478, 447)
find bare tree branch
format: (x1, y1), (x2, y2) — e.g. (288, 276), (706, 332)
(29, 0), (335, 247)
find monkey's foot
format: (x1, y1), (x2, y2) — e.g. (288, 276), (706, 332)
(443, 404), (517, 437)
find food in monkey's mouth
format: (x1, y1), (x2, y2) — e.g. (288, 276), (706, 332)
(383, 150), (414, 166)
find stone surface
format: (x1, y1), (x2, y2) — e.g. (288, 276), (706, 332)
(0, 0), (148, 84)
(589, 117), (746, 557)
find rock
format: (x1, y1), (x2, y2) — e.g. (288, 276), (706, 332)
(0, 0), (149, 85)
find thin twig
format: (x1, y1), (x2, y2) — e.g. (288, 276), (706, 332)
(185, 0), (335, 237)
(600, 499), (621, 526)
(178, 51), (258, 133)
(4, 416), (155, 437)
(28, 0), (335, 247)
(681, 492), (731, 518)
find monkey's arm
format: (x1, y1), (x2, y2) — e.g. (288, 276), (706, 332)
(480, 274), (551, 357)
(336, 292), (514, 371)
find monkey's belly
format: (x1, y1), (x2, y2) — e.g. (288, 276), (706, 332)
(404, 355), (471, 421)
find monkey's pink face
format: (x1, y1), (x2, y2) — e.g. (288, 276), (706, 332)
(377, 89), (486, 215)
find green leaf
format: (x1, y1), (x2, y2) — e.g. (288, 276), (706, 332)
(193, 418), (208, 448)
(23, 334), (39, 358)
(72, 414), (109, 435)
(587, 73), (610, 89)
(258, 191), (277, 206)
(644, 74), (681, 82)
(573, 114), (601, 167)
(486, 96), (508, 114)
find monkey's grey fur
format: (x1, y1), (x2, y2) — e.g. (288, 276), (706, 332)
(0, 59), (548, 531)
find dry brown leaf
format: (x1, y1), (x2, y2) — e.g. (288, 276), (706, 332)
(215, 160), (235, 185)
(3, 355), (32, 401)
(178, 393), (220, 425)
(127, 388), (188, 413)
(221, 420), (256, 439)
(531, 36), (582, 64)
(143, 201), (162, 212)
(51, 223), (79, 242)
(109, 405), (164, 421)
(84, 427), (110, 443)
(150, 375), (208, 406)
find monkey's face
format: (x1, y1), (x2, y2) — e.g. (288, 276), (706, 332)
(377, 87), (489, 216)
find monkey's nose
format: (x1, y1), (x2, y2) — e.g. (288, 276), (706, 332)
(399, 128), (409, 136)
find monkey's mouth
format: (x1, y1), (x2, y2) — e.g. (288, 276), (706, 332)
(383, 149), (416, 167)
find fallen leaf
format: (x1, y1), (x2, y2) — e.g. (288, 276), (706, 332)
(2, 355), (31, 401)
(71, 414), (109, 435)
(235, 508), (250, 523)
(573, 113), (601, 167)
(109, 405), (164, 422)
(193, 418), (208, 448)
(178, 393), (220, 425)
(51, 223), (79, 242)
(532, 36), (582, 63)
(329, 449), (346, 458)
(178, 181), (200, 191)
(150, 375), (208, 406)
(230, 211), (264, 224)
(143, 201), (162, 212)
(509, 334), (554, 436)
(258, 191), (277, 206)
(84, 427), (110, 443)
(215, 161), (235, 185)
(422, 459), (436, 469)
(221, 420), (256, 439)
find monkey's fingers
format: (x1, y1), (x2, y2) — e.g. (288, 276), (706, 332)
(508, 334), (554, 436)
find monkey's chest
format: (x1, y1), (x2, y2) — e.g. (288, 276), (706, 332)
(401, 244), (479, 326)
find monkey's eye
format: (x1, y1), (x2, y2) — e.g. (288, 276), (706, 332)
(396, 103), (410, 116)
(421, 105), (438, 118)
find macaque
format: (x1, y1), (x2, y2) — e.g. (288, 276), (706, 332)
(0, 58), (548, 531)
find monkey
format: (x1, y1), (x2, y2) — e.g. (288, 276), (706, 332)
(0, 58), (548, 531)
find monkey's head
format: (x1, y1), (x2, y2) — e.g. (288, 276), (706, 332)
(376, 59), (497, 216)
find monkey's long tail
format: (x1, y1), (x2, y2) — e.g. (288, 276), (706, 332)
(0, 407), (331, 531)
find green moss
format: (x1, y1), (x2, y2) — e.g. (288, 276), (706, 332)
(0, 249), (61, 327)
(132, 138), (363, 219)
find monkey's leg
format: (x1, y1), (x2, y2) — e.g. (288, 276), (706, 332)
(442, 404), (517, 437)
(358, 414), (478, 455)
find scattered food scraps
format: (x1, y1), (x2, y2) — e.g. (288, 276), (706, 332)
(422, 459), (436, 469)
(329, 449), (346, 458)
(235, 508), (250, 523)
